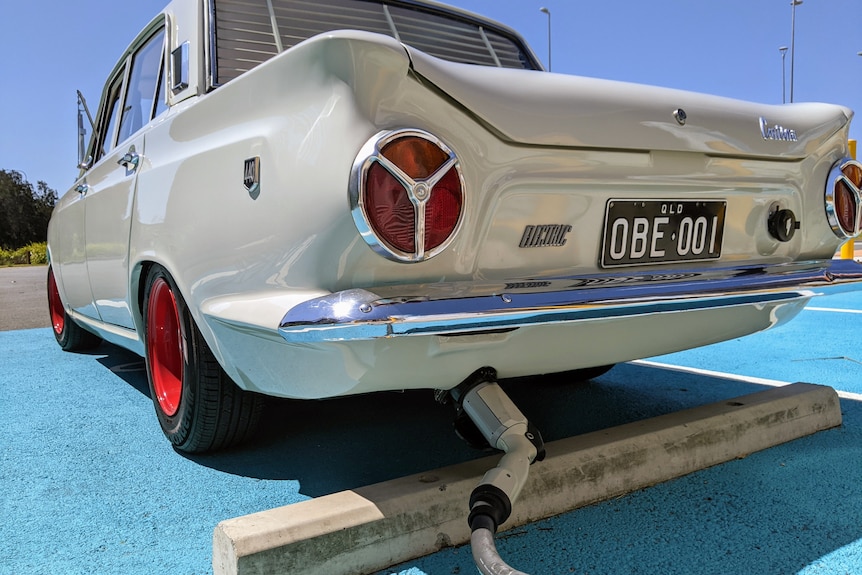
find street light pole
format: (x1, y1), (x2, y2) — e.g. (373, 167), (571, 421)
(539, 7), (551, 72)
(779, 46), (788, 104)
(789, 0), (802, 103)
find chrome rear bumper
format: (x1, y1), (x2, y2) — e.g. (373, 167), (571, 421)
(278, 259), (862, 343)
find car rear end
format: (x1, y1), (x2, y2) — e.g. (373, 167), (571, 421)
(352, 48), (857, 279)
(197, 0), (862, 399)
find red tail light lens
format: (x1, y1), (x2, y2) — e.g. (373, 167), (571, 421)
(424, 167), (462, 250)
(826, 158), (862, 239)
(365, 162), (416, 253)
(351, 130), (464, 262)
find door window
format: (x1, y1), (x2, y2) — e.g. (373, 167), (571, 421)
(118, 29), (166, 144)
(97, 76), (125, 160)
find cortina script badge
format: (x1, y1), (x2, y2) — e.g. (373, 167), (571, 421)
(759, 117), (798, 142)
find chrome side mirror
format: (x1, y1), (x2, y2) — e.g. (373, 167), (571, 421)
(77, 90), (95, 170)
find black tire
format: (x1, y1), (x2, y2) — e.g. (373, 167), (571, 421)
(47, 266), (102, 351)
(533, 364), (615, 384)
(561, 364), (615, 381)
(142, 264), (264, 453)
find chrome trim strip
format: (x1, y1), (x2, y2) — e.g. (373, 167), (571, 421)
(206, 0), (218, 89)
(265, 0), (285, 53)
(278, 260), (862, 343)
(382, 4), (401, 42)
(478, 26), (502, 67)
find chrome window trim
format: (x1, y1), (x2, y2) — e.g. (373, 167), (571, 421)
(100, 69), (130, 159)
(152, 38), (169, 118)
(85, 16), (167, 166)
(478, 26), (502, 68)
(265, 0), (285, 53)
(382, 4), (400, 41)
(117, 28), (166, 145)
(206, 0), (218, 90)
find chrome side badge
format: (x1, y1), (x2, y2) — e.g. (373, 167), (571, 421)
(759, 117), (798, 142)
(244, 157), (260, 198)
(519, 224), (572, 248)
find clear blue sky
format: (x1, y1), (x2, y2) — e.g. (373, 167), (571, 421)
(1, 0), (860, 193)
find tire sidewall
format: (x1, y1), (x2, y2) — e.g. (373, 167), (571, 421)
(143, 265), (199, 449)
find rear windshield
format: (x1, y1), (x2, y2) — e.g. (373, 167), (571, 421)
(212, 0), (538, 85)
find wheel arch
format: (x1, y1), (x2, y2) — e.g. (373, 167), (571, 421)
(131, 259), (156, 337)
(133, 259), (233, 382)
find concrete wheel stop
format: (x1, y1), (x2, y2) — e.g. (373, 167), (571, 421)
(213, 382), (841, 575)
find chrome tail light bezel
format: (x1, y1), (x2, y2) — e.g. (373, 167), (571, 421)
(825, 157), (862, 239)
(349, 129), (465, 263)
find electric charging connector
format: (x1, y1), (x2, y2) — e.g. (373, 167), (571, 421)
(449, 367), (545, 575)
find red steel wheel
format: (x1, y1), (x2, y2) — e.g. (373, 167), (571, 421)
(47, 266), (65, 337)
(142, 264), (264, 453)
(45, 265), (102, 351)
(146, 277), (183, 417)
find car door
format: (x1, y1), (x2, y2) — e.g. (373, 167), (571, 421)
(51, 177), (99, 320)
(52, 66), (130, 322)
(83, 25), (166, 329)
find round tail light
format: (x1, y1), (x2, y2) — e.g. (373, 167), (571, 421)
(350, 129), (464, 262)
(826, 158), (862, 239)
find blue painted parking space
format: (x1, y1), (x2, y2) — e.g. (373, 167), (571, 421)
(380, 293), (862, 575)
(2, 292), (861, 574)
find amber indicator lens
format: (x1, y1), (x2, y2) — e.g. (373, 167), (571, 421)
(381, 137), (448, 180)
(843, 163), (862, 188)
(835, 181), (857, 236)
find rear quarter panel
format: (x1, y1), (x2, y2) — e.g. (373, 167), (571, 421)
(128, 33), (423, 349)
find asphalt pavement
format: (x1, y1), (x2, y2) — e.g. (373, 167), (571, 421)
(2, 265), (862, 575)
(0, 265), (50, 331)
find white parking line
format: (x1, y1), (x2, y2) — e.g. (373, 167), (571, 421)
(631, 359), (862, 402)
(805, 307), (862, 314)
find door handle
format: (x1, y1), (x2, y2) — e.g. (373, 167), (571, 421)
(117, 145), (140, 172)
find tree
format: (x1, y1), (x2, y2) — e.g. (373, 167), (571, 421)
(0, 170), (57, 250)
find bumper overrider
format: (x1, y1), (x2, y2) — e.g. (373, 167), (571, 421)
(278, 259), (862, 344)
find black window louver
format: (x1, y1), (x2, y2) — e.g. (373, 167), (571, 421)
(212, 0), (536, 86)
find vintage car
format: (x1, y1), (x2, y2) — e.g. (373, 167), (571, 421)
(47, 0), (862, 453)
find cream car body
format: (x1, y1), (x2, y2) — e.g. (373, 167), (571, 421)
(47, 0), (862, 451)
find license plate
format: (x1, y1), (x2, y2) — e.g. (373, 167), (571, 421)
(601, 200), (726, 268)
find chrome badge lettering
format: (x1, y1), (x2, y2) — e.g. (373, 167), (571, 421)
(244, 157), (260, 197)
(759, 117), (798, 142)
(519, 224), (572, 248)
(504, 281), (552, 290)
